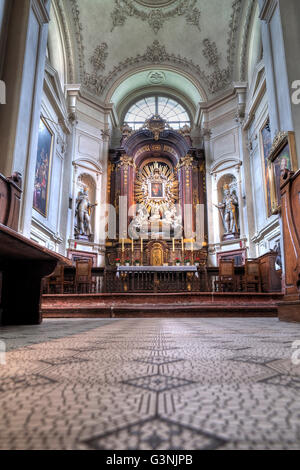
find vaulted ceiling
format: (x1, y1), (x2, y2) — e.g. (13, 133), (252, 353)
(56, 0), (254, 109)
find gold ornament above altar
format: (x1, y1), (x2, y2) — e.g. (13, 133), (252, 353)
(143, 114), (170, 141)
(135, 161), (178, 213)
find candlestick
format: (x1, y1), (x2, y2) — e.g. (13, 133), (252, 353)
(141, 237), (143, 253)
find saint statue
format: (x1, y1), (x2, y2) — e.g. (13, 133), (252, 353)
(75, 187), (97, 239)
(215, 184), (239, 238)
(132, 205), (149, 228)
(149, 206), (161, 222)
(162, 205), (182, 230)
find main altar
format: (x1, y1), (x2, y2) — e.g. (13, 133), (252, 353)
(106, 115), (208, 268)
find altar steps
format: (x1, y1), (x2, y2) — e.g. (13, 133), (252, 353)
(42, 292), (282, 318)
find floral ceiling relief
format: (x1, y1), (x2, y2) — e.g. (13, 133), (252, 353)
(111, 0), (201, 34)
(66, 0), (244, 99)
(84, 40), (230, 98)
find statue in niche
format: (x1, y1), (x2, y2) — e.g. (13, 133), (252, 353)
(215, 184), (239, 239)
(75, 187), (97, 239)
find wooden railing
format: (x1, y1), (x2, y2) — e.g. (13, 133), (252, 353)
(43, 253), (282, 295)
(103, 267), (208, 293)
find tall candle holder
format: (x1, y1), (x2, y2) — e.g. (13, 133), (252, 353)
(140, 237), (143, 266)
(131, 238), (134, 265)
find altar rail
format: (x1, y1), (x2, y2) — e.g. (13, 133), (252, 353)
(49, 266), (242, 294)
(44, 254), (282, 295)
(105, 266), (207, 293)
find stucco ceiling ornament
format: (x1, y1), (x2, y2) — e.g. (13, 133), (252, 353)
(83, 39), (231, 97)
(147, 71), (166, 85)
(111, 0), (201, 34)
(83, 40), (231, 96)
(202, 38), (230, 93)
(90, 43), (108, 73)
(135, 1), (176, 6)
(66, 0), (243, 97)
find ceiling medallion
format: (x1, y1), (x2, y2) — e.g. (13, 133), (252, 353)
(111, 0), (201, 34)
(147, 70), (166, 85)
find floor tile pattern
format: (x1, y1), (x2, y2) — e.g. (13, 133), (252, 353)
(0, 318), (300, 450)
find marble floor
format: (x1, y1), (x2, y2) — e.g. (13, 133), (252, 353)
(0, 317), (300, 450)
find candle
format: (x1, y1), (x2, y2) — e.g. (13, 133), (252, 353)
(141, 237), (143, 253)
(172, 238), (175, 252)
(181, 237), (184, 252)
(122, 238), (125, 253)
(191, 241), (194, 252)
(131, 239), (134, 252)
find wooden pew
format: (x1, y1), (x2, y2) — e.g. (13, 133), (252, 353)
(0, 172), (72, 325)
(0, 223), (72, 325)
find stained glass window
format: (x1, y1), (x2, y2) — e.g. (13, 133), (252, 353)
(124, 96), (190, 130)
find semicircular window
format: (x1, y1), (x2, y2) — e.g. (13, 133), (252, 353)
(124, 96), (190, 131)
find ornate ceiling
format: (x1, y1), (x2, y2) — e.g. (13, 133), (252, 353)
(57, 0), (252, 108)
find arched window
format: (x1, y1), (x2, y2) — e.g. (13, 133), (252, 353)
(124, 96), (191, 130)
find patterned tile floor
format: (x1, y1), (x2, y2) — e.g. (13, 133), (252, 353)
(0, 318), (300, 450)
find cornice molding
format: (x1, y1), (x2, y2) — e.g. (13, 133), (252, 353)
(44, 61), (72, 134)
(239, 0), (256, 81)
(31, 0), (50, 25)
(54, 0), (75, 83)
(259, 0), (278, 23)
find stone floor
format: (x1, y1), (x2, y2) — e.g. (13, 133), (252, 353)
(0, 317), (300, 450)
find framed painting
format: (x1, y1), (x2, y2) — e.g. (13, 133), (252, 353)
(150, 182), (164, 199)
(33, 117), (53, 217)
(259, 118), (273, 217)
(268, 131), (298, 214)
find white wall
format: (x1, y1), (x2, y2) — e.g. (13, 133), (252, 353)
(201, 94), (248, 265)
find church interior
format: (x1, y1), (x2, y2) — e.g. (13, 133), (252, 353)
(0, 0), (300, 451)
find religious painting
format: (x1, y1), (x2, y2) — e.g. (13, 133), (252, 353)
(268, 131), (298, 214)
(151, 182), (163, 198)
(260, 119), (272, 217)
(33, 117), (53, 217)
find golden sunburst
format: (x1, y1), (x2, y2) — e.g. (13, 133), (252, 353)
(135, 162), (178, 213)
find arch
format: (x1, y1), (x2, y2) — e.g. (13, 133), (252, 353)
(73, 158), (103, 174)
(123, 128), (190, 161)
(107, 66), (206, 120)
(210, 157), (242, 175)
